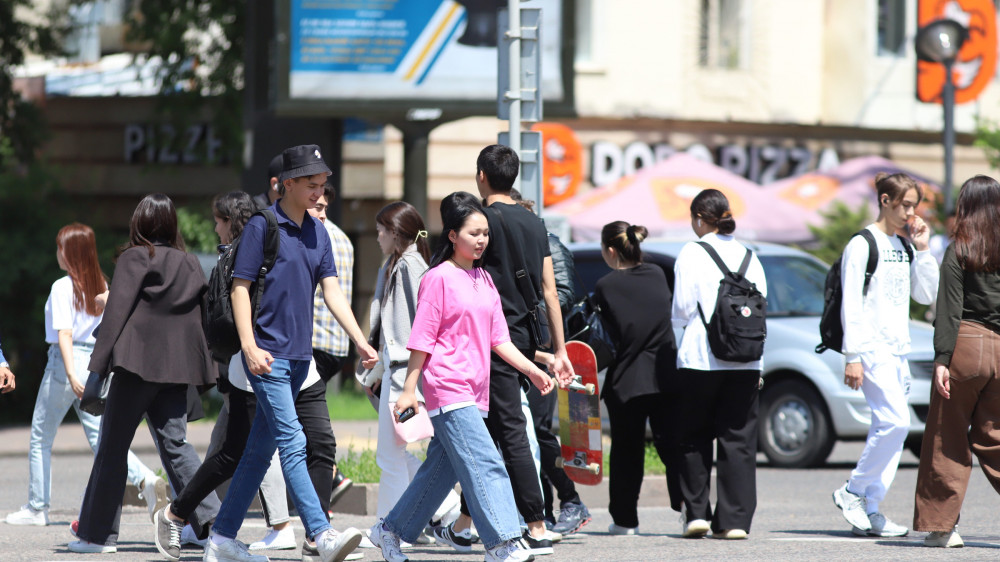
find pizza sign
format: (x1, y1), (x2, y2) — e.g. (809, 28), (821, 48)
(917, 0), (997, 104)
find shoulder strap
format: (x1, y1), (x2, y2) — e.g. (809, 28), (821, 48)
(856, 229), (878, 297)
(490, 206), (539, 308)
(257, 209), (280, 272)
(897, 234), (914, 263)
(695, 241), (733, 276)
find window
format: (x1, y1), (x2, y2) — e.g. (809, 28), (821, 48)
(698, 0), (747, 69)
(877, 0), (906, 56)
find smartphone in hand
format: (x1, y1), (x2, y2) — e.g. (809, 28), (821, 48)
(396, 406), (416, 423)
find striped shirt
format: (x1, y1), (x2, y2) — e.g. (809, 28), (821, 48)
(313, 220), (353, 357)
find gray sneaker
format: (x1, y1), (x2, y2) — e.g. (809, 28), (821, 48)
(551, 502), (591, 536)
(851, 512), (908, 537)
(832, 483), (871, 531)
(203, 537), (270, 562)
(154, 506), (183, 561)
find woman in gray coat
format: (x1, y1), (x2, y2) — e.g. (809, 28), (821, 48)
(69, 193), (219, 553)
(365, 202), (461, 523)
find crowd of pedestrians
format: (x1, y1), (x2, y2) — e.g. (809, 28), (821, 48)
(3, 142), (999, 560)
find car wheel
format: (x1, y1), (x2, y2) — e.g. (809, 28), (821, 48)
(759, 379), (835, 468)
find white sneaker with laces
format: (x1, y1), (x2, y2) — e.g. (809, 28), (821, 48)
(851, 512), (908, 537)
(485, 538), (535, 562)
(5, 504), (48, 526)
(249, 526), (297, 550)
(316, 528), (363, 562)
(679, 512), (709, 538)
(832, 483), (871, 531)
(924, 528), (963, 548)
(368, 520), (408, 562)
(204, 536), (270, 562)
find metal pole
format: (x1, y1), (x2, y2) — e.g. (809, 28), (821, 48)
(402, 124), (430, 220)
(508, 0), (522, 193)
(943, 58), (956, 216)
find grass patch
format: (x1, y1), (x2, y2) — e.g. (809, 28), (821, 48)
(337, 446), (381, 483)
(326, 387), (379, 421)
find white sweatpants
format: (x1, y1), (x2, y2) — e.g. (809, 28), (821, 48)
(847, 349), (911, 514)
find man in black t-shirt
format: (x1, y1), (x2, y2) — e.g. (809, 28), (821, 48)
(465, 145), (574, 552)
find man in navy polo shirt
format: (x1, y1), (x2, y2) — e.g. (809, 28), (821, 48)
(204, 145), (378, 562)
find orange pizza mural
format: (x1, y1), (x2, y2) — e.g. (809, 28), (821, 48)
(917, 0), (997, 104)
(531, 122), (583, 207)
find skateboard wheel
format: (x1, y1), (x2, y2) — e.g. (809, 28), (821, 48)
(555, 457), (565, 469)
(587, 463), (600, 474)
(584, 383), (595, 395)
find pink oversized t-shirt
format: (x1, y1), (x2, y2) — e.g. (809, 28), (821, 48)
(406, 263), (510, 413)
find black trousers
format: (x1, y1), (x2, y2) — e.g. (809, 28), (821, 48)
(485, 349), (546, 523)
(605, 393), (675, 528)
(526, 383), (581, 518)
(172, 379), (337, 530)
(313, 349), (346, 386)
(77, 371), (221, 546)
(670, 369), (759, 533)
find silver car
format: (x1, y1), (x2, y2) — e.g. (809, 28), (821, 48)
(569, 240), (934, 468)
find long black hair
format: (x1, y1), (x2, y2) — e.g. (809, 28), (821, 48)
(429, 191), (487, 269)
(127, 193), (184, 257)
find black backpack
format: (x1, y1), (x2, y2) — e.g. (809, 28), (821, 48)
(696, 242), (767, 362)
(815, 229), (913, 354)
(204, 209), (280, 361)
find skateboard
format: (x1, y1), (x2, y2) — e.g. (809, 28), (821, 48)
(556, 341), (603, 485)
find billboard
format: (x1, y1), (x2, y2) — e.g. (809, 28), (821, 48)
(276, 0), (574, 118)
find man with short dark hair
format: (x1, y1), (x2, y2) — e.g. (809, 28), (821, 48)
(469, 144), (573, 554)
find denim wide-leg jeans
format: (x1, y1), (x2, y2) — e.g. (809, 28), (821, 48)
(384, 405), (521, 550)
(211, 358), (331, 541)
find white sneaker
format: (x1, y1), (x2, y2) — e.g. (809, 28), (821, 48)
(485, 538), (535, 562)
(68, 540), (117, 553)
(357, 530), (376, 548)
(832, 483), (871, 530)
(851, 512), (908, 537)
(141, 475), (170, 523)
(249, 527), (297, 550)
(316, 528), (363, 562)
(204, 537), (270, 562)
(711, 529), (748, 540)
(369, 520), (408, 562)
(925, 528), (963, 548)
(182, 524), (209, 547)
(609, 523), (639, 536)
(679, 512), (709, 538)
(5, 504), (48, 526)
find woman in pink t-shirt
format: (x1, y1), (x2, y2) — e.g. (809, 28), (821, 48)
(369, 192), (553, 562)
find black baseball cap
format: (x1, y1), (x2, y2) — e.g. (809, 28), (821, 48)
(278, 144), (332, 182)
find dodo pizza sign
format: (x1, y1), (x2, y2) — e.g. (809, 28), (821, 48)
(917, 0), (997, 104)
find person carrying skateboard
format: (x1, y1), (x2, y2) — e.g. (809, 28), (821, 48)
(592, 221), (677, 535)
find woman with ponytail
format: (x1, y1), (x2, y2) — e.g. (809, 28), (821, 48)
(5, 224), (163, 530)
(594, 221), (677, 535)
(670, 188), (767, 540)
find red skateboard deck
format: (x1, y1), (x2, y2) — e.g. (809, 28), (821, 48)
(557, 341), (603, 485)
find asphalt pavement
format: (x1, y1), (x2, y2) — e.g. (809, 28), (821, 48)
(1, 419), (999, 561)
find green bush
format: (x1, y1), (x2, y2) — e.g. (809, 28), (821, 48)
(177, 205), (218, 253)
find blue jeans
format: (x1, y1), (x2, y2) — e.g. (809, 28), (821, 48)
(28, 344), (150, 511)
(212, 358), (330, 540)
(384, 405), (521, 549)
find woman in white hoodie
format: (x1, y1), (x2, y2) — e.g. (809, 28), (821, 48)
(670, 189), (767, 541)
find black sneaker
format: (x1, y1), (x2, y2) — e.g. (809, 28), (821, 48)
(431, 522), (474, 553)
(551, 502), (592, 536)
(521, 529), (554, 556)
(330, 467), (354, 507)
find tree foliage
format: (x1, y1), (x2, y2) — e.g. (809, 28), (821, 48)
(125, 0), (246, 163)
(802, 200), (873, 265)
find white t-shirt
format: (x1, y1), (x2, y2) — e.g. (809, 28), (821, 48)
(44, 276), (102, 344)
(671, 232), (768, 372)
(227, 352), (321, 393)
(841, 224), (939, 362)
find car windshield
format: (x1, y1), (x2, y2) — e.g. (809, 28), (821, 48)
(758, 255), (826, 317)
